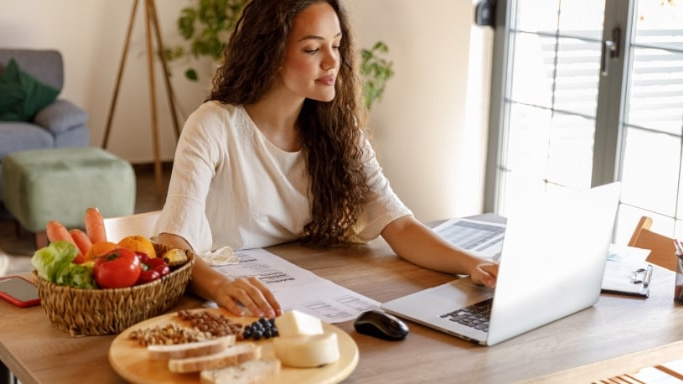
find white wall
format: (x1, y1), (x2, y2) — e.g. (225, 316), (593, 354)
(0, 0), (492, 222)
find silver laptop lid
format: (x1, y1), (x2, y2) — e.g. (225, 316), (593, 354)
(486, 182), (621, 346)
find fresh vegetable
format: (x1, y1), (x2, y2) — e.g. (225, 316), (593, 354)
(69, 228), (92, 263)
(85, 207), (107, 244)
(93, 248), (141, 289)
(46, 220), (76, 245)
(31, 241), (96, 289)
(55, 262), (96, 289)
(32, 241), (77, 281)
(136, 253), (170, 285)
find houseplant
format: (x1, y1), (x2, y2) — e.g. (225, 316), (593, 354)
(360, 41), (394, 110)
(164, 0), (394, 110)
(164, 0), (244, 82)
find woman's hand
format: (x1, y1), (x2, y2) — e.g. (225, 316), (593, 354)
(156, 232), (282, 318)
(212, 275), (282, 318)
(382, 216), (500, 288)
(470, 262), (498, 288)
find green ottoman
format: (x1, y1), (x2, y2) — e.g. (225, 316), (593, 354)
(2, 147), (136, 247)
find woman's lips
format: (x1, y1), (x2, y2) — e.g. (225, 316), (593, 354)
(317, 76), (336, 86)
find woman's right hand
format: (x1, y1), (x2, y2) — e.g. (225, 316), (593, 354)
(156, 232), (282, 318)
(212, 275), (282, 318)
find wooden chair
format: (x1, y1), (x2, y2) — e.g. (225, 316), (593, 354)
(103, 210), (161, 243)
(628, 216), (677, 272)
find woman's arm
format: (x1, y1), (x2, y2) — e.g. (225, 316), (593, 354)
(156, 233), (281, 318)
(381, 216), (498, 287)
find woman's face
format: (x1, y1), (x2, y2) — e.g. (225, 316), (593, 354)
(281, 2), (341, 102)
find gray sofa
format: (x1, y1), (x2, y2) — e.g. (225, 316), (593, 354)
(0, 48), (90, 204)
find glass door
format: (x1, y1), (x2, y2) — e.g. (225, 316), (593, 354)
(615, 0), (683, 241)
(486, 0), (683, 242)
(487, 0), (607, 214)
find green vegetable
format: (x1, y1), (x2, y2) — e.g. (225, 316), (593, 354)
(31, 241), (95, 289)
(55, 263), (96, 289)
(32, 241), (77, 281)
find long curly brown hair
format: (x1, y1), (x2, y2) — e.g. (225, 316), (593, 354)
(208, 0), (369, 246)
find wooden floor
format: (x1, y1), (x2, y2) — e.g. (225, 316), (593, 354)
(0, 163), (171, 274)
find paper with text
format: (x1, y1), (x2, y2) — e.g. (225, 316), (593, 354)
(432, 218), (506, 261)
(601, 244), (652, 297)
(209, 248), (379, 323)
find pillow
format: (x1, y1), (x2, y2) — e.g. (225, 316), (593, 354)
(0, 58), (60, 122)
(0, 60), (23, 113)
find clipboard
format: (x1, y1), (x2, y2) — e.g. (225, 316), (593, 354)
(601, 261), (652, 298)
(601, 245), (652, 298)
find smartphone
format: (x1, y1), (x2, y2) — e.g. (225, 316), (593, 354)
(0, 275), (41, 307)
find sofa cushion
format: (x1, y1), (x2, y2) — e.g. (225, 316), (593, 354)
(0, 59), (60, 122)
(0, 61), (23, 113)
(0, 49), (63, 91)
(0, 122), (54, 159)
(53, 124), (90, 149)
(34, 99), (89, 135)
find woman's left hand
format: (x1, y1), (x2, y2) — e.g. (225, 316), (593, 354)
(470, 262), (498, 288)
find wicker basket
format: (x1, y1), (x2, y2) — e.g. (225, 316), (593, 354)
(33, 243), (195, 336)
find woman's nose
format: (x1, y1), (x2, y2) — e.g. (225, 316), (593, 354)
(322, 49), (339, 70)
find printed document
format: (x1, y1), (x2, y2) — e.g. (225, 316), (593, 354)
(210, 248), (379, 323)
(432, 218), (506, 261)
(601, 244), (652, 297)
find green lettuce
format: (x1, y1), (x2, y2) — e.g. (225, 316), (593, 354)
(32, 241), (77, 281)
(55, 262), (96, 289)
(31, 241), (95, 289)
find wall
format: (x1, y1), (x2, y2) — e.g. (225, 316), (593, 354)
(0, 0), (492, 222)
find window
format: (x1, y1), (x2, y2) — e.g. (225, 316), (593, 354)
(486, 0), (683, 242)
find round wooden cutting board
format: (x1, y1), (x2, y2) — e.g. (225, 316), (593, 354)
(109, 308), (359, 384)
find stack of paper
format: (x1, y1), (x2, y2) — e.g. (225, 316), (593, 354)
(601, 244), (652, 298)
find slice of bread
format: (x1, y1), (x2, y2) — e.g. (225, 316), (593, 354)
(200, 359), (281, 384)
(147, 335), (236, 360)
(168, 343), (261, 373)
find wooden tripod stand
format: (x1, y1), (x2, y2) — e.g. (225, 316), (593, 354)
(102, 0), (181, 198)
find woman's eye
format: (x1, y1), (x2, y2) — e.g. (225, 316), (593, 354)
(304, 49), (319, 54)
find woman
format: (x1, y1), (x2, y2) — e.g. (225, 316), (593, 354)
(155, 0), (498, 318)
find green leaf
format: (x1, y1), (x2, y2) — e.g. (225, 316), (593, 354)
(185, 69), (198, 81)
(360, 40), (395, 110)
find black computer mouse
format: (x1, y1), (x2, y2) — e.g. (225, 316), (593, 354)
(353, 309), (409, 341)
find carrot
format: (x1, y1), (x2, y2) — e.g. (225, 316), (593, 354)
(84, 207), (107, 244)
(69, 228), (93, 256)
(46, 220), (76, 245)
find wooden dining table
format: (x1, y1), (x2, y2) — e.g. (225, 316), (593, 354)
(2, 226), (683, 384)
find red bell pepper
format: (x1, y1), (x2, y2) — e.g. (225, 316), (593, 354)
(135, 252), (170, 285)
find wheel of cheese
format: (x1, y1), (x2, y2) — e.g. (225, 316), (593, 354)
(272, 332), (340, 368)
(274, 310), (323, 337)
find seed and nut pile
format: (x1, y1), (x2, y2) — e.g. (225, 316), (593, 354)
(177, 309), (243, 337)
(129, 323), (213, 346)
(128, 310), (242, 346)
(128, 310), (281, 346)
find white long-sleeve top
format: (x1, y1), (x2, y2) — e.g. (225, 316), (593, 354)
(155, 101), (412, 254)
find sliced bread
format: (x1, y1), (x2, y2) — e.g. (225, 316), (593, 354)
(168, 342), (261, 373)
(200, 358), (281, 384)
(147, 335), (236, 360)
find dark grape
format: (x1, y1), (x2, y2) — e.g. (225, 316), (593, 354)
(241, 317), (279, 341)
(251, 330), (263, 340)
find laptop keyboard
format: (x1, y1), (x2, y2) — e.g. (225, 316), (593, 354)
(440, 298), (493, 332)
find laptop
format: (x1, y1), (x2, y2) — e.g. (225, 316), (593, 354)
(382, 182), (621, 346)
